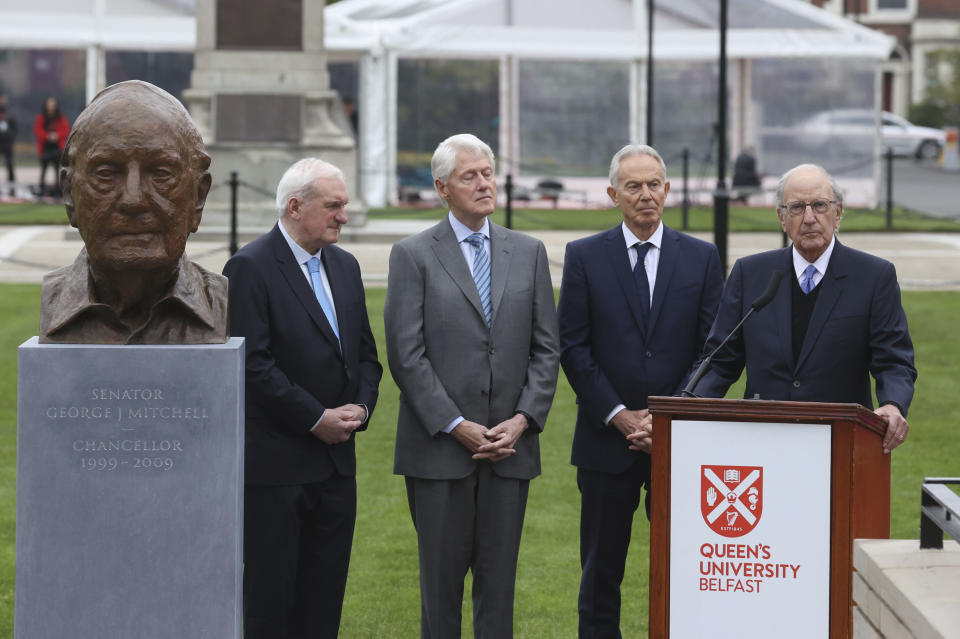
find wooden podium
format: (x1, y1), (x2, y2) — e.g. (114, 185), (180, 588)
(648, 397), (889, 639)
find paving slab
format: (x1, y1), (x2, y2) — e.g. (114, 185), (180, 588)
(854, 539), (960, 639)
(0, 223), (958, 290)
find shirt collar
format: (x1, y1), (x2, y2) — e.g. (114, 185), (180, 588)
(792, 234), (836, 279)
(43, 248), (220, 336)
(279, 217), (322, 264)
(621, 220), (663, 250)
(448, 211), (490, 243)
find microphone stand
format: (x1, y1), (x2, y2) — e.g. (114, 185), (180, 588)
(681, 271), (783, 398)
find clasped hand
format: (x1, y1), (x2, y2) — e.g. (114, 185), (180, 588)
(610, 408), (653, 453)
(311, 404), (366, 445)
(451, 414), (529, 462)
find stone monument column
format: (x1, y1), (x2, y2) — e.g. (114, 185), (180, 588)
(184, 0), (364, 228)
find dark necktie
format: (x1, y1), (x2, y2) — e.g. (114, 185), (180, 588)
(634, 242), (653, 320)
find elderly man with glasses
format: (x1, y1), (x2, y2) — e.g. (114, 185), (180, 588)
(690, 163), (916, 454)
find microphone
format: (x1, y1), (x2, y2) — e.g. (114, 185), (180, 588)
(680, 271), (783, 398)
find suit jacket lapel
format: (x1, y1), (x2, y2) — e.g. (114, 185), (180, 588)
(603, 227), (647, 336)
(772, 248), (794, 372)
(430, 220), (487, 324)
(270, 225), (343, 357)
(648, 226), (677, 334)
(796, 241), (846, 372)
(488, 223), (512, 326)
(322, 248), (350, 361)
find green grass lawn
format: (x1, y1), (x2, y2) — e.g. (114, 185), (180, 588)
(0, 203), (70, 226)
(0, 285), (956, 637)
(5, 201), (960, 232)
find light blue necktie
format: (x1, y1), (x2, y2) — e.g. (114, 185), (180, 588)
(307, 256), (340, 347)
(464, 233), (492, 325)
(801, 264), (818, 294)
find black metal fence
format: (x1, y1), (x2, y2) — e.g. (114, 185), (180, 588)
(920, 477), (960, 549)
(0, 148), (950, 245)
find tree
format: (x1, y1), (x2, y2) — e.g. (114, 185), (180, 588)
(909, 48), (960, 128)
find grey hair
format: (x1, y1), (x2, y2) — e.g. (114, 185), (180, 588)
(775, 163), (844, 208)
(430, 133), (495, 201)
(608, 144), (667, 188)
(276, 158), (345, 215)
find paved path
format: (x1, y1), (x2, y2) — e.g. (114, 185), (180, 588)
(1, 221), (958, 290)
(889, 157), (960, 220)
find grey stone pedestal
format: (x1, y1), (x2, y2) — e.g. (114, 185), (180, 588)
(15, 337), (245, 639)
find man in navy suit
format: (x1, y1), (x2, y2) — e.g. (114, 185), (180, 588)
(223, 158), (382, 639)
(558, 144), (723, 638)
(693, 163), (916, 453)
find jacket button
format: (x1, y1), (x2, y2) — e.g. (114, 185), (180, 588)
(645, 351), (652, 358)
(793, 380), (801, 388)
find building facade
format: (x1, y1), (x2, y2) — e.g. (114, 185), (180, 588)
(813, 0), (960, 116)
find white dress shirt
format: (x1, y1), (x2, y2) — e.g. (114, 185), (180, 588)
(278, 219), (348, 431)
(622, 220), (662, 307)
(278, 218), (338, 317)
(791, 234), (836, 292)
(605, 221), (664, 426)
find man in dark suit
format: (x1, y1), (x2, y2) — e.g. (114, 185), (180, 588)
(384, 133), (559, 638)
(223, 158), (382, 639)
(692, 163), (916, 453)
(558, 144), (723, 638)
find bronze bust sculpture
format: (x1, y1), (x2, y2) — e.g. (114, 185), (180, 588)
(39, 80), (228, 344)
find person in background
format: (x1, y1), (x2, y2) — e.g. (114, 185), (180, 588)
(342, 97), (358, 136)
(731, 146), (761, 204)
(0, 94), (16, 196)
(33, 96), (70, 198)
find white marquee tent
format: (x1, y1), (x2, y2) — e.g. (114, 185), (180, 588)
(1, 0), (895, 206)
(324, 0), (894, 206)
(0, 0), (194, 103)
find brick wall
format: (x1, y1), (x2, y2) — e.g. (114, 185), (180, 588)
(919, 0), (960, 18)
(872, 24), (913, 50)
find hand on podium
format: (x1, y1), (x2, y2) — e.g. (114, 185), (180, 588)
(875, 403), (909, 454)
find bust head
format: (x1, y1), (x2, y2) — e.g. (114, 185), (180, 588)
(40, 81), (227, 345)
(60, 81), (212, 274)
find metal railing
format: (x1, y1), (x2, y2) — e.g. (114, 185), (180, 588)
(920, 477), (960, 549)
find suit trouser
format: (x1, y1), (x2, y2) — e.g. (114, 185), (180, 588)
(38, 155), (60, 195)
(406, 464), (530, 639)
(243, 474), (356, 639)
(577, 455), (651, 639)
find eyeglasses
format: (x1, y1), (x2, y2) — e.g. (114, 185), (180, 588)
(781, 200), (837, 216)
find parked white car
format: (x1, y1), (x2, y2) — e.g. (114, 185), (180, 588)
(797, 109), (945, 159)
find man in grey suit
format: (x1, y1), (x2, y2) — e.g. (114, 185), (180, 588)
(384, 133), (560, 639)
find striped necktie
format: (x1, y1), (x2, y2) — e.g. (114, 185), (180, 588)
(464, 233), (492, 325)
